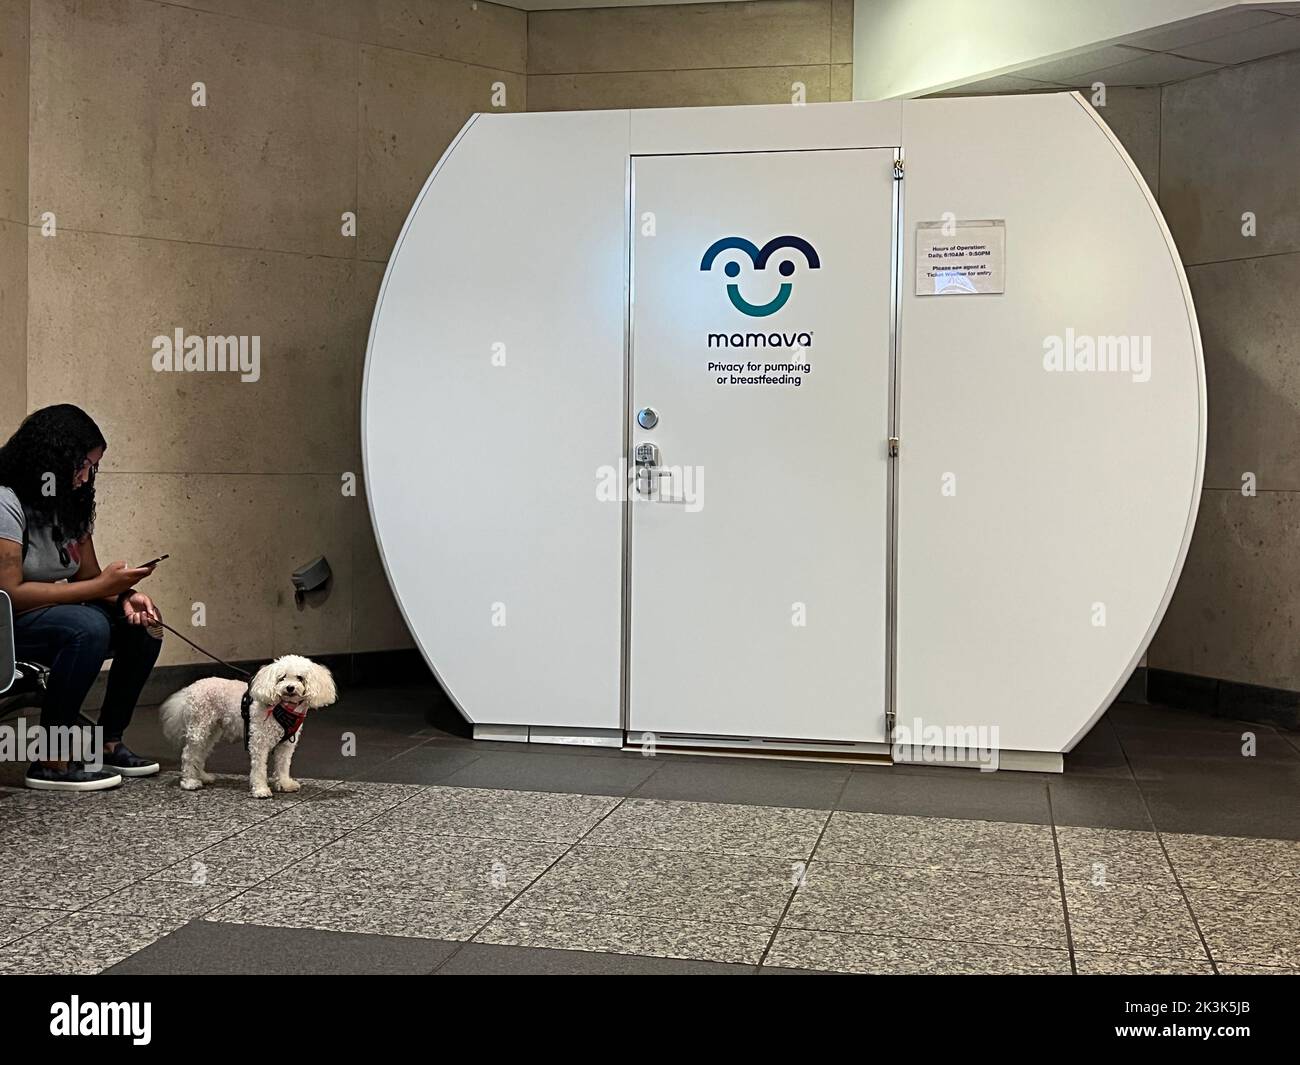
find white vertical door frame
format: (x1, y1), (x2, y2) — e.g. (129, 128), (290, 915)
(886, 145), (904, 750)
(620, 146), (900, 744)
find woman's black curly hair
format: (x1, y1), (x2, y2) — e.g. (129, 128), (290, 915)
(0, 404), (107, 544)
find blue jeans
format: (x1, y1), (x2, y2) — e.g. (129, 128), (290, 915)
(13, 602), (161, 742)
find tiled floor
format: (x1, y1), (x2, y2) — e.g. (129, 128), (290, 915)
(0, 686), (1296, 975)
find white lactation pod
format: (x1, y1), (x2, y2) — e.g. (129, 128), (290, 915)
(362, 95), (1204, 771)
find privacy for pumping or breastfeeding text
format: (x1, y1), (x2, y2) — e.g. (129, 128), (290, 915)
(707, 357), (813, 388)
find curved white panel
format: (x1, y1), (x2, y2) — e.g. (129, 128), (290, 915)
(363, 110), (629, 728)
(895, 93), (1204, 752)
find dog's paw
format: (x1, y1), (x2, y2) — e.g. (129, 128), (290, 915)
(250, 785), (273, 799)
(199, 770), (216, 783)
(179, 777), (203, 791)
(272, 778), (302, 793)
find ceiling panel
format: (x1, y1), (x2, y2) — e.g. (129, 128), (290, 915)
(955, 74), (1066, 94)
(1071, 50), (1222, 87)
(1120, 7), (1285, 51)
(1010, 44), (1148, 83)
(1170, 14), (1300, 62)
(1005, 8), (1300, 90)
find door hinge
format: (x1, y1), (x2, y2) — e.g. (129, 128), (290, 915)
(892, 158), (904, 180)
(888, 436), (900, 457)
(886, 708), (897, 738)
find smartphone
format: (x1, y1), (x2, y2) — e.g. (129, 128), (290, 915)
(136, 554), (169, 568)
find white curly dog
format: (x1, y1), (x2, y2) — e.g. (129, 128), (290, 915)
(160, 655), (337, 798)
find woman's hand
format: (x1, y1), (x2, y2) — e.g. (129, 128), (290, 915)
(121, 590), (161, 626)
(93, 560), (154, 597)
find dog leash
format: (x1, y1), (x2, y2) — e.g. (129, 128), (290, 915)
(149, 619), (252, 681)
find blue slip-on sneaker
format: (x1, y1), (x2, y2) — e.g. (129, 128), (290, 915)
(102, 743), (161, 777)
(26, 762), (123, 792)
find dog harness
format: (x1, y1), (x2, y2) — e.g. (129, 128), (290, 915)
(240, 685), (308, 752)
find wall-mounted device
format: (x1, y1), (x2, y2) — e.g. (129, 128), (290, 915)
(291, 556), (332, 606)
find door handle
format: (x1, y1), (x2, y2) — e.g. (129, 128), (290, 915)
(633, 442), (661, 497)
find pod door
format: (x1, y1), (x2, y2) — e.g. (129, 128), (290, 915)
(626, 148), (896, 744)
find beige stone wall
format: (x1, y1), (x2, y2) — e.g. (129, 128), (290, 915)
(1144, 51), (1300, 691)
(15, 0), (526, 665)
(0, 0), (26, 438)
(6, 0), (852, 671)
(527, 0), (853, 110)
(9, 0), (1293, 696)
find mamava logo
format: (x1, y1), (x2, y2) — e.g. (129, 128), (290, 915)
(700, 236), (820, 317)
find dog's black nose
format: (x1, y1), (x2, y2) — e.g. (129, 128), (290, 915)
(284, 685), (297, 693)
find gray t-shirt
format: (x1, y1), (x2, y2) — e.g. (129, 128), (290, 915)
(0, 485), (81, 582)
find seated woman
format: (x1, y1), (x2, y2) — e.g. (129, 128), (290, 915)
(0, 404), (163, 791)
